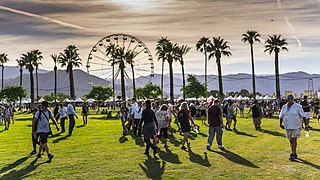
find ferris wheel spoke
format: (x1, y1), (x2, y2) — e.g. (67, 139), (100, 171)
(134, 62), (151, 66)
(91, 54), (112, 64)
(134, 68), (152, 72)
(133, 55), (149, 63)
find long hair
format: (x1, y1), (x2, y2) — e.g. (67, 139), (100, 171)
(180, 102), (189, 111)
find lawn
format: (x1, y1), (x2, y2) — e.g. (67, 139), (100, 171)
(1, 109), (320, 179)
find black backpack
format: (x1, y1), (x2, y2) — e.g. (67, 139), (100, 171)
(223, 104), (228, 114)
(177, 109), (186, 123)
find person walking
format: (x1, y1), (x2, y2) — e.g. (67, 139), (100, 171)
(56, 104), (68, 133)
(178, 102), (193, 150)
(155, 104), (170, 149)
(132, 101), (143, 136)
(248, 100), (263, 131)
(279, 95), (308, 161)
(82, 103), (89, 125)
(53, 104), (60, 124)
(206, 100), (224, 150)
(32, 101), (59, 160)
(3, 105), (11, 130)
(120, 102), (128, 135)
(300, 95), (312, 129)
(139, 100), (159, 155)
(67, 102), (78, 136)
(226, 101), (237, 131)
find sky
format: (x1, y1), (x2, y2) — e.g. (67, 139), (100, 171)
(0, 0), (320, 77)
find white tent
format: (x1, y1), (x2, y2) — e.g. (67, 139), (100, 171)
(38, 98), (45, 103)
(86, 98), (95, 103)
(26, 98), (31, 103)
(198, 96), (205, 101)
(0, 99), (7, 104)
(227, 96), (234, 100)
(22, 99), (29, 104)
(236, 95), (243, 101)
(70, 99), (75, 103)
(264, 95), (271, 100)
(75, 98), (84, 103)
(64, 98), (70, 103)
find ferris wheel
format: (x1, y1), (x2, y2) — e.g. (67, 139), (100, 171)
(86, 33), (154, 99)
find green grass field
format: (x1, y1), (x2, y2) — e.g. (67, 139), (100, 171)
(1, 109), (320, 179)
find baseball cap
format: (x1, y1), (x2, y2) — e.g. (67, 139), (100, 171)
(287, 95), (294, 99)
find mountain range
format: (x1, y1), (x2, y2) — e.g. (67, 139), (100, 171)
(2, 66), (319, 98)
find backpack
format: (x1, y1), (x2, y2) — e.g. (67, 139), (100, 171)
(35, 110), (53, 135)
(177, 109), (186, 123)
(223, 104), (228, 114)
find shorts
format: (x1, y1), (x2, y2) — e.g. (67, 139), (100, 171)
(37, 132), (49, 144)
(4, 117), (10, 122)
(286, 129), (301, 140)
(304, 112), (310, 119)
(158, 128), (168, 139)
(253, 117), (261, 125)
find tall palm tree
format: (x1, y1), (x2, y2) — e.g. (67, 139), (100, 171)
(16, 58), (24, 109)
(242, 30), (261, 100)
(208, 37), (232, 101)
(175, 45), (191, 100)
(0, 53), (9, 90)
(59, 45), (82, 99)
(110, 46), (127, 101)
(32, 49), (43, 99)
(106, 44), (117, 108)
(264, 35), (288, 101)
(156, 37), (170, 100)
(51, 54), (60, 101)
(125, 50), (137, 97)
(196, 37), (212, 96)
(21, 51), (37, 110)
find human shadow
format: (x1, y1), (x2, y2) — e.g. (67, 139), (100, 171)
(296, 158), (320, 170)
(197, 132), (208, 137)
(310, 128), (320, 132)
(188, 149), (211, 167)
(119, 135), (128, 143)
(139, 155), (166, 179)
(233, 130), (256, 138)
(128, 132), (144, 147)
(209, 149), (259, 168)
(167, 135), (181, 147)
(158, 148), (181, 164)
(76, 125), (86, 128)
(0, 156), (29, 174)
(52, 135), (70, 144)
(260, 129), (286, 138)
(0, 159), (47, 180)
(0, 129), (6, 133)
(50, 132), (62, 138)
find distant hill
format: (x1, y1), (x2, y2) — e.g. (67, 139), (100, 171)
(3, 67), (320, 98)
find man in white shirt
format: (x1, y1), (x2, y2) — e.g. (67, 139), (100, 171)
(67, 102), (78, 136)
(55, 104), (68, 133)
(279, 95), (308, 161)
(131, 99), (142, 136)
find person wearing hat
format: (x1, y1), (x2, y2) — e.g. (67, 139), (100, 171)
(32, 101), (59, 161)
(300, 95), (312, 129)
(279, 95), (308, 161)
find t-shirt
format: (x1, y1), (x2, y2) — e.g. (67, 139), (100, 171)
(35, 110), (52, 133)
(227, 104), (235, 118)
(167, 103), (173, 119)
(190, 106), (197, 117)
(131, 104), (142, 119)
(279, 103), (306, 129)
(251, 104), (262, 118)
(155, 110), (169, 128)
(207, 105), (222, 126)
(58, 107), (68, 118)
(300, 100), (310, 112)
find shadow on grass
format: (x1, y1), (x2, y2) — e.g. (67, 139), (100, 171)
(158, 148), (181, 164)
(0, 129), (6, 133)
(296, 158), (320, 170)
(127, 132), (144, 147)
(310, 128), (320, 132)
(76, 125), (86, 128)
(167, 135), (181, 147)
(139, 155), (166, 179)
(188, 149), (211, 167)
(260, 129), (286, 138)
(233, 130), (257, 138)
(0, 156), (29, 174)
(52, 135), (70, 144)
(50, 132), (62, 138)
(14, 117), (33, 121)
(210, 149), (259, 168)
(119, 135), (128, 143)
(0, 159), (48, 180)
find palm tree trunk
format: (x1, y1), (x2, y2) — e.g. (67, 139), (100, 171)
(120, 64), (126, 102)
(217, 58), (224, 101)
(169, 62), (174, 104)
(30, 69), (35, 110)
(181, 61), (186, 100)
(1, 66), (4, 90)
(204, 51), (208, 97)
(69, 67), (75, 99)
(250, 43), (256, 100)
(19, 67), (23, 110)
(112, 61), (115, 109)
(161, 60), (164, 100)
(54, 66), (57, 101)
(131, 64), (136, 98)
(36, 67), (39, 99)
(275, 52), (281, 101)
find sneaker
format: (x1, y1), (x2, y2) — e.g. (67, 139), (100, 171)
(181, 146), (187, 150)
(294, 153), (298, 159)
(36, 154), (42, 159)
(289, 153), (295, 161)
(187, 142), (191, 148)
(218, 145), (225, 149)
(233, 128), (238, 131)
(206, 146), (211, 151)
(30, 151), (37, 155)
(48, 154), (54, 161)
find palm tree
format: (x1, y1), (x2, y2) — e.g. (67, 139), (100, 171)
(32, 49), (43, 99)
(110, 46), (126, 101)
(208, 37), (232, 101)
(175, 45), (191, 100)
(0, 53), (9, 90)
(196, 37), (212, 96)
(51, 54), (60, 101)
(264, 35), (288, 101)
(125, 50), (137, 97)
(156, 37), (170, 100)
(242, 30), (261, 100)
(59, 45), (82, 99)
(105, 44), (117, 108)
(16, 58), (24, 109)
(21, 51), (37, 110)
